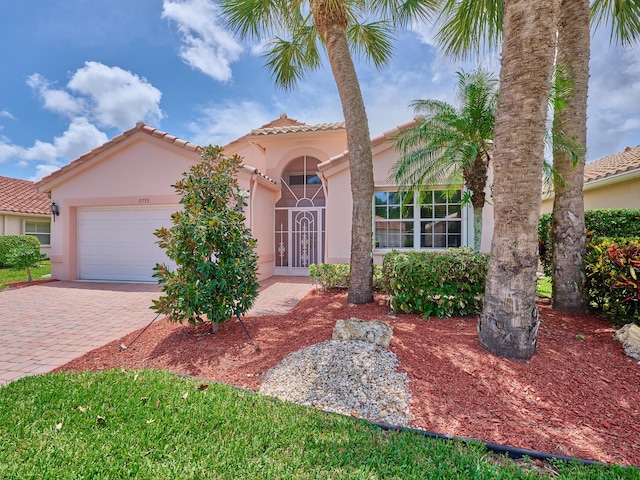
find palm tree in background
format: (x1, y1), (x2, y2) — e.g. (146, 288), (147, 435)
(390, 69), (497, 252)
(434, 0), (640, 315)
(221, 0), (438, 304)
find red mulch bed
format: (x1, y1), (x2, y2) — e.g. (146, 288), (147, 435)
(56, 289), (639, 466)
(1, 279), (57, 290)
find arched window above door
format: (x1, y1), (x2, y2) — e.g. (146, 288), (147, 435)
(276, 156), (325, 208)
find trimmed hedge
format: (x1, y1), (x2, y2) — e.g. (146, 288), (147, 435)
(0, 235), (40, 268)
(539, 209), (640, 276)
(585, 237), (640, 325)
(309, 263), (384, 291)
(382, 248), (489, 319)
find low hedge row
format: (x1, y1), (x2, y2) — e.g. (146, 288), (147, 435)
(585, 237), (640, 324)
(311, 248), (489, 319)
(382, 249), (489, 318)
(308, 263), (384, 291)
(0, 235), (40, 268)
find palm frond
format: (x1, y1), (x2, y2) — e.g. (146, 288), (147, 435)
(346, 20), (395, 67)
(264, 26), (322, 89)
(435, 0), (504, 60)
(592, 0), (640, 46)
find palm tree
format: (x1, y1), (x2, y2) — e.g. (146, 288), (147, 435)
(221, 0), (437, 304)
(390, 69), (497, 252)
(478, 0), (560, 360)
(550, 0), (590, 314)
(552, 0), (640, 313)
(435, 0), (640, 315)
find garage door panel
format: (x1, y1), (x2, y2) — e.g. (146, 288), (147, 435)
(78, 206), (177, 282)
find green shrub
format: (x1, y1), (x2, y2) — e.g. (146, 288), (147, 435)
(585, 237), (640, 325)
(0, 235), (40, 268)
(539, 209), (640, 276)
(382, 248), (489, 319)
(152, 146), (259, 332)
(309, 263), (384, 291)
(5, 243), (42, 282)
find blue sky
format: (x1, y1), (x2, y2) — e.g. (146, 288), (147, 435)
(1, 0), (639, 181)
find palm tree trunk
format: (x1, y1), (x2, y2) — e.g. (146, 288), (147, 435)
(473, 207), (483, 252)
(313, 0), (374, 303)
(551, 0), (590, 314)
(478, 0), (561, 360)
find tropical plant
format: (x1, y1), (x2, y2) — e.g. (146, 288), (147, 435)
(221, 0), (438, 304)
(152, 145), (259, 333)
(390, 69), (497, 252)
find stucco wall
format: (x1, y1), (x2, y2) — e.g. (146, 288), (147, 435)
(322, 143), (494, 266)
(0, 213), (52, 258)
(540, 174), (640, 214)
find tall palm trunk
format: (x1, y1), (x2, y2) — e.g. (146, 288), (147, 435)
(551, 0), (590, 313)
(467, 153), (489, 252)
(478, 0), (561, 360)
(313, 0), (374, 304)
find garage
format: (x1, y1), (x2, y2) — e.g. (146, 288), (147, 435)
(78, 206), (177, 282)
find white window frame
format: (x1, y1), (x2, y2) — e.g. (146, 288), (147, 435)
(373, 187), (468, 252)
(24, 220), (51, 246)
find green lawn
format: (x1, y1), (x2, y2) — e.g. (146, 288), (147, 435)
(0, 370), (636, 479)
(537, 276), (552, 298)
(0, 259), (51, 289)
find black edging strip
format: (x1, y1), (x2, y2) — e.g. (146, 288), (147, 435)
(173, 372), (639, 471)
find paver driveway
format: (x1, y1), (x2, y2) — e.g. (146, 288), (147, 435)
(0, 282), (162, 385)
(0, 277), (312, 385)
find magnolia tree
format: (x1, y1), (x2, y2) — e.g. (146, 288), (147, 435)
(152, 145), (259, 333)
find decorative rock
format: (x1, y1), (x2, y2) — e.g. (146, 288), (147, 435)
(332, 318), (393, 347)
(614, 323), (640, 360)
(259, 340), (412, 426)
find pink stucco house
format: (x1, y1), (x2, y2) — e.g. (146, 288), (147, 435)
(36, 114), (493, 282)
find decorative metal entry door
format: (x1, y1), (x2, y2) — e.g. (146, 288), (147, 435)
(276, 207), (323, 275)
(289, 208), (322, 275)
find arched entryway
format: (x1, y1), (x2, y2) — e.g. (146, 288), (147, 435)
(274, 156), (325, 275)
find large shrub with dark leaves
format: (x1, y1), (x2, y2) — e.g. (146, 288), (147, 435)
(585, 237), (640, 325)
(152, 145), (259, 332)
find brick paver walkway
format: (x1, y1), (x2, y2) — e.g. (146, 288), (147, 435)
(0, 276), (312, 385)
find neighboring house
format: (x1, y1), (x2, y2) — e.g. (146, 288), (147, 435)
(0, 176), (52, 257)
(541, 145), (640, 213)
(36, 115), (494, 283)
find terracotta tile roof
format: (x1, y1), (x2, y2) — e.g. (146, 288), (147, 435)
(585, 145), (640, 183)
(0, 176), (50, 215)
(230, 113), (345, 140)
(36, 121), (277, 191)
(318, 117), (420, 171)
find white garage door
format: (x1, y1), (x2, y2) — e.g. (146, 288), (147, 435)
(78, 206), (177, 282)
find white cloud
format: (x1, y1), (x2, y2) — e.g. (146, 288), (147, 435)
(189, 100), (273, 146)
(0, 138), (22, 163)
(67, 62), (164, 130)
(0, 110), (14, 119)
(587, 29), (640, 160)
(26, 62), (164, 131)
(29, 164), (62, 182)
(0, 118), (108, 167)
(26, 73), (84, 117)
(162, 0), (243, 82)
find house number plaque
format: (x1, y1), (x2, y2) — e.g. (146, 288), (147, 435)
(138, 198), (150, 204)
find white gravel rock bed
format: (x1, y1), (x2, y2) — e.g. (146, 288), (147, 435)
(258, 340), (413, 426)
